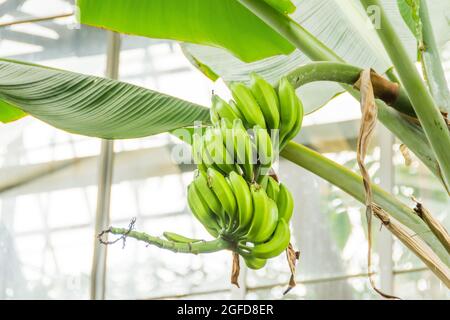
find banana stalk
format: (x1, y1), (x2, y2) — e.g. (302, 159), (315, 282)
(108, 228), (231, 254)
(284, 62), (448, 193)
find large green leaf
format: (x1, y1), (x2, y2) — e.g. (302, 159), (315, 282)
(182, 0), (450, 113)
(0, 60), (210, 139)
(76, 0), (295, 63)
(0, 101), (27, 123)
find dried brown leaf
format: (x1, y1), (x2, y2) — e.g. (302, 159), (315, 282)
(231, 252), (240, 288)
(283, 243), (299, 295)
(412, 197), (450, 255)
(356, 69), (399, 300)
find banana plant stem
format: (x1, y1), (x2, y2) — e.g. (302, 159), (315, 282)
(359, 0), (450, 192)
(419, 0), (450, 113)
(285, 62), (414, 117)
(108, 227), (232, 254)
(284, 62), (447, 191)
(281, 141), (450, 269)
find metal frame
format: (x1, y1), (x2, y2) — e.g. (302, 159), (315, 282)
(90, 31), (121, 300)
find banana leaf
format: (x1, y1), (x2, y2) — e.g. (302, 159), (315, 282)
(182, 0), (450, 113)
(0, 59), (210, 139)
(76, 0), (295, 63)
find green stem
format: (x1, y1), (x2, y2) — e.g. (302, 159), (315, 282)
(109, 227), (232, 254)
(284, 62), (447, 191)
(419, 0), (450, 113)
(285, 62), (414, 117)
(237, 0), (447, 191)
(281, 141), (450, 269)
(359, 0), (450, 192)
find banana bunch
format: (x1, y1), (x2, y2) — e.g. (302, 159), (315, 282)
(192, 118), (274, 183)
(187, 168), (294, 269)
(211, 73), (304, 149)
(186, 73), (301, 271)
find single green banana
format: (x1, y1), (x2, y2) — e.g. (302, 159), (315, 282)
(163, 231), (204, 244)
(280, 94), (304, 149)
(278, 77), (299, 142)
(266, 176), (280, 202)
(232, 119), (255, 181)
(277, 183), (294, 222)
(229, 82), (267, 129)
(254, 125), (273, 173)
(229, 99), (245, 121)
(228, 171), (253, 233)
(249, 73), (280, 129)
(204, 127), (235, 175)
(207, 168), (237, 219)
(191, 181), (227, 228)
(251, 197), (278, 244)
(244, 185), (274, 243)
(210, 105), (220, 126)
(250, 218), (291, 259)
(187, 184), (220, 237)
(212, 94), (240, 123)
(193, 170), (226, 222)
(198, 131), (214, 166)
(242, 254), (267, 270)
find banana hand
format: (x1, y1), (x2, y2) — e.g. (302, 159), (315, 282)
(249, 73), (280, 130)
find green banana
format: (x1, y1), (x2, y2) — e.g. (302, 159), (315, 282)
(212, 94), (240, 123)
(220, 118), (235, 158)
(278, 77), (299, 142)
(252, 197), (279, 244)
(193, 170), (226, 223)
(280, 94), (304, 148)
(163, 232), (204, 244)
(201, 127), (228, 174)
(229, 99), (245, 121)
(243, 254), (267, 270)
(207, 168), (237, 220)
(232, 119), (255, 182)
(250, 218), (291, 259)
(204, 127), (235, 175)
(229, 82), (267, 129)
(210, 105), (220, 126)
(187, 184), (221, 237)
(228, 171), (253, 233)
(266, 176), (280, 202)
(254, 125), (273, 174)
(277, 183), (294, 222)
(245, 185), (277, 243)
(249, 73), (280, 129)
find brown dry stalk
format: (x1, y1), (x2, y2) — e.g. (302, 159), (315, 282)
(354, 69), (400, 105)
(373, 204), (450, 288)
(283, 243), (300, 295)
(231, 252), (240, 288)
(356, 69), (399, 299)
(412, 198), (450, 255)
(399, 144), (413, 166)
